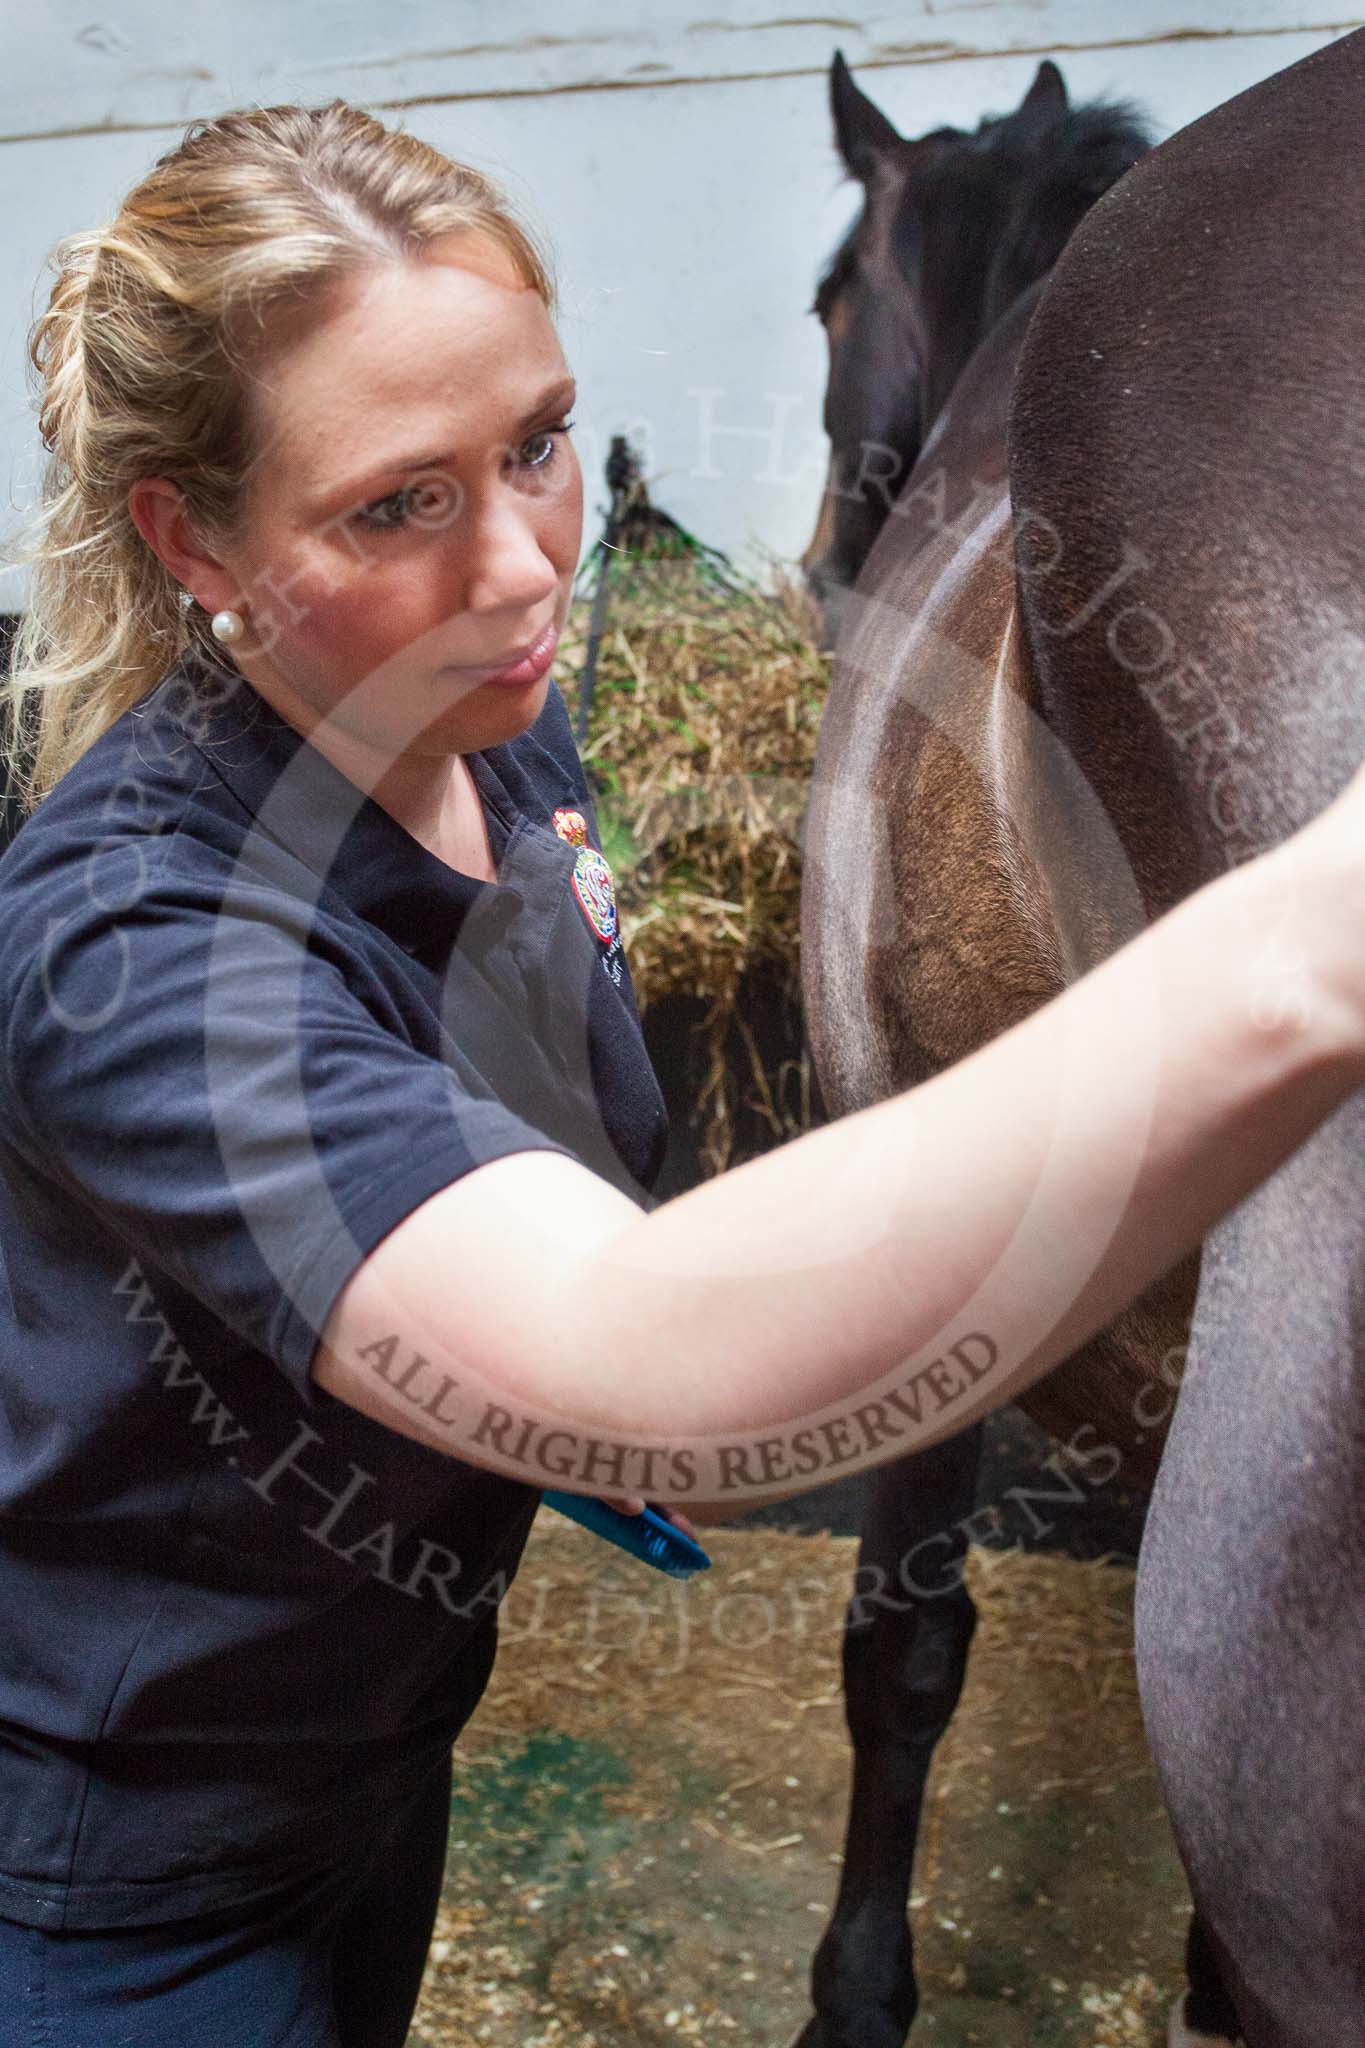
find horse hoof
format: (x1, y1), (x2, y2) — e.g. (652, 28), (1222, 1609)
(1167, 1992), (1241, 2047)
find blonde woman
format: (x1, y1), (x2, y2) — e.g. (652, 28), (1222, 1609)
(0, 100), (1361, 2045)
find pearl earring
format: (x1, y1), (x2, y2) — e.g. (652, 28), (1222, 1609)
(210, 609), (245, 645)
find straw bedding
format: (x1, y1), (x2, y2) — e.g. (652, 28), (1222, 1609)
(556, 545), (831, 1173)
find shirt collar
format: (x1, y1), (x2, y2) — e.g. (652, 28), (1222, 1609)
(138, 654), (525, 958)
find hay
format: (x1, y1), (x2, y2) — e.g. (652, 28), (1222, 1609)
(557, 545), (832, 1173)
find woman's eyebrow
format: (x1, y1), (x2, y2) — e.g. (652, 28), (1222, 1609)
(315, 375), (578, 511)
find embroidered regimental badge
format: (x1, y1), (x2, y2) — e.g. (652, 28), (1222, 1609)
(571, 845), (618, 943)
(552, 806), (589, 847)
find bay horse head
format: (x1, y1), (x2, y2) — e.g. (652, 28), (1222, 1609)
(802, 53), (1152, 643)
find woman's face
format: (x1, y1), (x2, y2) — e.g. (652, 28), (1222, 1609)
(218, 233), (583, 764)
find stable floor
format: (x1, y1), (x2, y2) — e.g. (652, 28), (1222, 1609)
(409, 1517), (1188, 2048)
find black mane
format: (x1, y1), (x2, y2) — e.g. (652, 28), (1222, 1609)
(813, 94), (1154, 319)
(1002, 93), (1155, 196)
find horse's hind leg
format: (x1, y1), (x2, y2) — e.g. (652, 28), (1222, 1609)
(791, 1424), (983, 2048)
(1137, 1107), (1365, 2048)
(1168, 1913), (1244, 2046)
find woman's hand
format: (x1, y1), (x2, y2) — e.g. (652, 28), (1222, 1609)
(602, 1495), (701, 1542)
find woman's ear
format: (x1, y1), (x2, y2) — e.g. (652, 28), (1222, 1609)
(127, 477), (242, 617)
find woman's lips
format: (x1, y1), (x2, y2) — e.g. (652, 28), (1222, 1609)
(448, 620), (558, 687)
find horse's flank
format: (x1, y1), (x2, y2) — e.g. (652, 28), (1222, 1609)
(1009, 32), (1365, 2040)
(802, 275), (1195, 1483)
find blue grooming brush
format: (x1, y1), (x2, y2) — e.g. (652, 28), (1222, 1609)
(542, 1493), (712, 1578)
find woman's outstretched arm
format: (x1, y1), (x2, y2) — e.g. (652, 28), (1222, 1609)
(312, 773), (1365, 1510)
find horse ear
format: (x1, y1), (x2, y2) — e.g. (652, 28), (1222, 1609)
(829, 49), (902, 184)
(1019, 58), (1069, 122)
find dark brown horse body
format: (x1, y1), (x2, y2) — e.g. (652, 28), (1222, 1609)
(1023, 40), (1365, 2047)
(799, 37), (1365, 2048)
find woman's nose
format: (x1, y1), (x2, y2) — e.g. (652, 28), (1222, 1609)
(457, 493), (560, 619)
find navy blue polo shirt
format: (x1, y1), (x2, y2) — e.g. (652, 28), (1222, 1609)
(0, 652), (668, 1930)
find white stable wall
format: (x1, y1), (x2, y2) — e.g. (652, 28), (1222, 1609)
(0, 1), (1360, 599)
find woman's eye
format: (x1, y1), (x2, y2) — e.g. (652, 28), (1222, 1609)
(355, 480), (453, 531)
(519, 418), (576, 471)
(352, 424), (575, 531)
